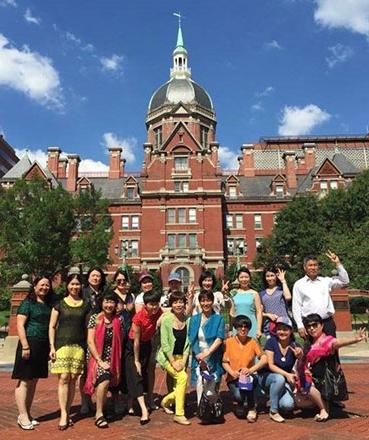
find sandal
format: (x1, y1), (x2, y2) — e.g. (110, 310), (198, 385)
(161, 402), (174, 415)
(314, 413), (329, 422)
(95, 416), (109, 429)
(246, 410), (257, 423)
(17, 416), (34, 431)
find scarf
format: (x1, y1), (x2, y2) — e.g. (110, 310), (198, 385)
(84, 313), (122, 396)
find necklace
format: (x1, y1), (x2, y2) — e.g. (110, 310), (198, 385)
(279, 342), (289, 362)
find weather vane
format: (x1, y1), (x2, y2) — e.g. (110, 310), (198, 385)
(173, 12), (184, 26)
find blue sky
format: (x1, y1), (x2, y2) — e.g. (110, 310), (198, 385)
(1, 0), (369, 171)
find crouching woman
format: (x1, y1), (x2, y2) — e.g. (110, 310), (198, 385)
(84, 291), (123, 429)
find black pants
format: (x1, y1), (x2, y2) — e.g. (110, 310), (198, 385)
(125, 339), (151, 399)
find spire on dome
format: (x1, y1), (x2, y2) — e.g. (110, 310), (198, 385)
(171, 12), (191, 79)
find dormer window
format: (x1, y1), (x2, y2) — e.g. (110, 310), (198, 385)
(229, 186), (237, 198)
(127, 187), (135, 200)
(174, 156), (188, 171)
(330, 180), (338, 190)
(275, 184), (284, 199)
(320, 180), (328, 192)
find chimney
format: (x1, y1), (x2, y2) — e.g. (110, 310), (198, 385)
(108, 147), (122, 179)
(240, 144), (255, 176)
(121, 158), (126, 177)
(66, 154), (80, 192)
(210, 141), (219, 164)
(47, 147), (61, 177)
(302, 143), (316, 171)
(58, 157), (68, 178)
(283, 151), (297, 188)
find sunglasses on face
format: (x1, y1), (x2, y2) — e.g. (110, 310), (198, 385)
(237, 325), (249, 330)
(116, 279), (126, 285)
(305, 322), (319, 329)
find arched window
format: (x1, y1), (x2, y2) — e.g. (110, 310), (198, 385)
(175, 267), (190, 290)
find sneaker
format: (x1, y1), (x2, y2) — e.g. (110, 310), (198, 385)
(173, 415), (191, 425)
(269, 412), (285, 423)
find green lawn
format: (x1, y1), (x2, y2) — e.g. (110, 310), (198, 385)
(0, 309), (10, 328)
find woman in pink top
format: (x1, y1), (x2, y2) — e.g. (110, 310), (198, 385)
(299, 314), (366, 422)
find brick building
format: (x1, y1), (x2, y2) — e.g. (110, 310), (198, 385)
(1, 25), (369, 288)
(0, 134), (18, 178)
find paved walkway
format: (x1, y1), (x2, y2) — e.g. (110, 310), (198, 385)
(1, 364), (369, 440)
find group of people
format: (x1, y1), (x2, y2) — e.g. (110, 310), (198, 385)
(11, 251), (366, 431)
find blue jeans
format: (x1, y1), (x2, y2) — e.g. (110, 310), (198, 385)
(228, 380), (255, 409)
(257, 372), (295, 413)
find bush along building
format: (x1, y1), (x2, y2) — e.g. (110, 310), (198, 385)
(1, 23), (369, 290)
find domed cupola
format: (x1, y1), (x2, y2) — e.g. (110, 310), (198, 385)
(147, 18), (215, 117)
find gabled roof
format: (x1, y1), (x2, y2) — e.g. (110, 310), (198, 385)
(315, 158), (341, 177)
(332, 152), (359, 175)
(2, 153), (32, 179)
(160, 121), (203, 153)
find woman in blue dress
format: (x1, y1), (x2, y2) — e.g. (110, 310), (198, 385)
(229, 267), (262, 339)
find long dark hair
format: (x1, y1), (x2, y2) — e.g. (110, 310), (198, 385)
(86, 266), (106, 291)
(113, 268), (128, 282)
(262, 266), (282, 289)
(198, 270), (216, 290)
(65, 273), (83, 297)
(27, 275), (54, 305)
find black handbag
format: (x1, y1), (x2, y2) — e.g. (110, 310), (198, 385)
(198, 392), (224, 423)
(320, 361), (348, 402)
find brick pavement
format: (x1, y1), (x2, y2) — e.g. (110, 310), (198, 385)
(0, 364), (368, 440)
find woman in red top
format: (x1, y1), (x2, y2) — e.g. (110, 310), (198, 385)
(125, 290), (162, 425)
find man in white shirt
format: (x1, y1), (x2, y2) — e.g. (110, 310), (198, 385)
(292, 250), (349, 338)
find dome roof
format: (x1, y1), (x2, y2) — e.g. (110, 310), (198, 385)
(148, 78), (213, 112)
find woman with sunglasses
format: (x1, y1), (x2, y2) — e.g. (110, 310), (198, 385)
(257, 317), (303, 423)
(113, 269), (135, 338)
(222, 315), (267, 422)
(298, 314), (366, 422)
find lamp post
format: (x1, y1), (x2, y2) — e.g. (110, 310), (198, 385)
(114, 241), (131, 277)
(236, 240), (245, 271)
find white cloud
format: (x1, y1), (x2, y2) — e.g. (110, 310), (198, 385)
(251, 102), (264, 112)
(278, 104), (331, 136)
(102, 132), (136, 164)
(65, 31), (82, 45)
(256, 86), (274, 97)
(15, 148), (109, 172)
(326, 43), (354, 68)
(100, 54), (123, 72)
(0, 34), (63, 109)
(0, 0), (17, 7)
(218, 146), (239, 170)
(264, 40), (283, 50)
(24, 8), (41, 25)
(314, 0), (369, 38)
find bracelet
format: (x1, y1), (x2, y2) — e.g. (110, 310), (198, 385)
(22, 347), (30, 350)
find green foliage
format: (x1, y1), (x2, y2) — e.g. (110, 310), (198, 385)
(254, 169), (369, 289)
(349, 296), (369, 314)
(0, 180), (113, 307)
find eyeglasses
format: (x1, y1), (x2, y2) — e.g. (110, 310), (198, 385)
(116, 279), (126, 285)
(237, 325), (249, 329)
(305, 322), (319, 329)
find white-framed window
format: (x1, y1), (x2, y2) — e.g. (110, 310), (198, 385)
(167, 208), (176, 224)
(178, 208), (186, 224)
(189, 208), (196, 223)
(320, 180), (328, 191)
(226, 214), (233, 228)
(330, 180), (338, 190)
(227, 238), (234, 255)
(189, 233), (197, 249)
(127, 187), (135, 200)
(168, 234), (175, 249)
(276, 184), (284, 198)
(130, 240), (139, 257)
(254, 214), (262, 229)
(121, 216), (129, 230)
(178, 234), (186, 248)
(174, 156), (188, 171)
(154, 126), (162, 148)
(229, 186), (237, 198)
(235, 214), (243, 229)
(200, 126), (208, 148)
(131, 216), (139, 229)
(182, 181), (189, 192)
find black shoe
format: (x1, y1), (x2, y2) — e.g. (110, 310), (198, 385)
(140, 417), (150, 425)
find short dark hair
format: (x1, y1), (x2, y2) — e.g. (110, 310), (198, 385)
(113, 268), (128, 282)
(303, 313), (323, 327)
(169, 291), (187, 307)
(102, 290), (119, 304)
(143, 290), (162, 305)
(237, 266), (251, 279)
(86, 266), (106, 291)
(198, 289), (214, 303)
(198, 270), (216, 289)
(232, 314), (252, 330)
(303, 256), (319, 266)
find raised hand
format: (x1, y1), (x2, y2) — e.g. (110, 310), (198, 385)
(289, 345), (303, 360)
(276, 268), (286, 283)
(221, 280), (230, 295)
(187, 281), (195, 299)
(326, 250), (341, 266)
(356, 327), (367, 343)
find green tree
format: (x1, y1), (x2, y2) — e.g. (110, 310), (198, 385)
(70, 189), (113, 269)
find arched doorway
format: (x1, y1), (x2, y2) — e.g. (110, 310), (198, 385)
(175, 266), (190, 290)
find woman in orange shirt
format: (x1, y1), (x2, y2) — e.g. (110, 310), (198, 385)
(222, 315), (267, 422)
